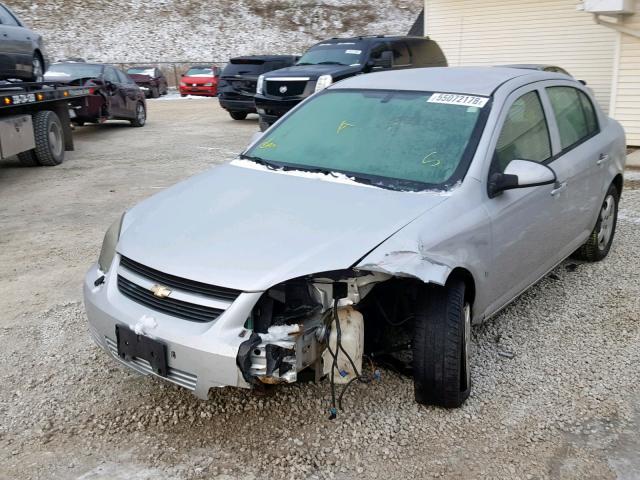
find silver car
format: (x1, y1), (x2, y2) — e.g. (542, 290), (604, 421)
(84, 67), (625, 408)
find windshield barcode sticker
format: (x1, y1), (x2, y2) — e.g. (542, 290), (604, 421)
(345, 49), (362, 55)
(428, 93), (489, 107)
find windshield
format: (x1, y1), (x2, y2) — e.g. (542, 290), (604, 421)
(45, 63), (103, 81)
(244, 90), (490, 190)
(185, 67), (214, 77)
(297, 44), (365, 66)
(127, 67), (155, 76)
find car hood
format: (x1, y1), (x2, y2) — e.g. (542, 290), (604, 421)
(265, 64), (362, 80)
(117, 163), (449, 292)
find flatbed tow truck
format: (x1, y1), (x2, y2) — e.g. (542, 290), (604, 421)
(0, 81), (91, 166)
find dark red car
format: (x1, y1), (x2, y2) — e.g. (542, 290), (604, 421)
(44, 62), (147, 127)
(126, 66), (168, 98)
(179, 65), (220, 97)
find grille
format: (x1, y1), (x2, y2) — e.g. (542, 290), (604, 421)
(117, 275), (224, 323)
(265, 80), (307, 97)
(105, 337), (197, 391)
(119, 256), (241, 302)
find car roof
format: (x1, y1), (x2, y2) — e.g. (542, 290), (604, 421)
(331, 66), (571, 96)
(51, 62), (104, 68)
(127, 65), (156, 69)
(230, 55), (297, 61)
(317, 35), (429, 45)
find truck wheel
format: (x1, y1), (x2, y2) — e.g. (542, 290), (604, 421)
(151, 87), (160, 99)
(573, 184), (619, 262)
(130, 102), (146, 127)
(413, 279), (471, 408)
(17, 150), (39, 166)
(229, 111), (248, 120)
(23, 110), (65, 166)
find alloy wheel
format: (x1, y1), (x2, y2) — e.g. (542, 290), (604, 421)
(597, 194), (615, 250)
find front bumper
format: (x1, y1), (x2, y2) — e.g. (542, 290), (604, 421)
(179, 86), (217, 97)
(218, 97), (256, 113)
(253, 95), (303, 124)
(83, 259), (262, 399)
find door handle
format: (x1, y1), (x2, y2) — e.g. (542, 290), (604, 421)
(596, 153), (609, 165)
(551, 181), (568, 196)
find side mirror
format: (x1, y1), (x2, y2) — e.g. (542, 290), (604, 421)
(579, 79), (587, 86)
(488, 159), (556, 198)
(371, 51), (393, 69)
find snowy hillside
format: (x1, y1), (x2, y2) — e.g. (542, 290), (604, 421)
(9, 0), (423, 63)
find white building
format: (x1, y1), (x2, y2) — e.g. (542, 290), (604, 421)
(423, 0), (640, 146)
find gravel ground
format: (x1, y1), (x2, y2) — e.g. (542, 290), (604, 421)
(0, 100), (639, 479)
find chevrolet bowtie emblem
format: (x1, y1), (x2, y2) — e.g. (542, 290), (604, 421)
(150, 284), (172, 298)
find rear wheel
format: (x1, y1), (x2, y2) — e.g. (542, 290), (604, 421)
(413, 279), (471, 408)
(17, 150), (39, 166)
(229, 111), (248, 120)
(19, 111), (65, 166)
(30, 54), (44, 82)
(150, 87), (160, 99)
(573, 184), (619, 262)
(130, 102), (146, 127)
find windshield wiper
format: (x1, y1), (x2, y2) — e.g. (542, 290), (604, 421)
(316, 61), (346, 65)
(238, 154), (280, 170)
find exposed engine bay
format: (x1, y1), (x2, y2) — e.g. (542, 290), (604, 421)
(235, 270), (393, 388)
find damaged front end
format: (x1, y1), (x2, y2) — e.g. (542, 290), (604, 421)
(236, 271), (387, 386)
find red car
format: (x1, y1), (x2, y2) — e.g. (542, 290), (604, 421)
(179, 65), (221, 97)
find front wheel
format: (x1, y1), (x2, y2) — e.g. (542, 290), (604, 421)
(413, 279), (471, 408)
(573, 184), (619, 262)
(229, 111), (248, 120)
(150, 87), (160, 99)
(130, 102), (146, 127)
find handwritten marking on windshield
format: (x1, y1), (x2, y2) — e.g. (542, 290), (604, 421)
(337, 120), (355, 134)
(422, 152), (441, 167)
(259, 139), (277, 149)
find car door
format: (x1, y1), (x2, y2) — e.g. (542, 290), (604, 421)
(541, 83), (607, 253)
(103, 67), (125, 115)
(116, 69), (140, 116)
(482, 86), (566, 316)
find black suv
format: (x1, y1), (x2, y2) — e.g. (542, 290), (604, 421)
(218, 55), (298, 120)
(254, 36), (447, 130)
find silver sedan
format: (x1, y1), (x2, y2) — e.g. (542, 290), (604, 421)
(84, 67), (625, 408)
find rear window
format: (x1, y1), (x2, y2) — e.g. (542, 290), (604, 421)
(45, 63), (104, 81)
(223, 60), (269, 76)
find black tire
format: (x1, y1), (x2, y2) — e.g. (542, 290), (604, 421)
(130, 102), (146, 127)
(413, 279), (471, 408)
(29, 54), (44, 82)
(22, 111), (65, 166)
(17, 150), (39, 166)
(229, 111), (248, 120)
(573, 184), (619, 262)
(180, 94), (186, 98)
(73, 120), (85, 127)
(151, 87), (160, 99)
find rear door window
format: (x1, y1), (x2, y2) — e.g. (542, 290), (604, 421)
(493, 91), (551, 173)
(390, 41), (411, 66)
(546, 86), (596, 151)
(104, 67), (119, 84)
